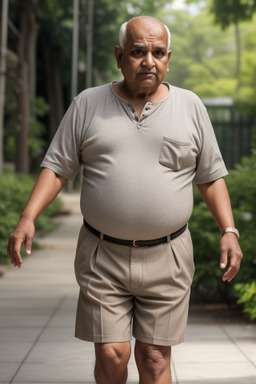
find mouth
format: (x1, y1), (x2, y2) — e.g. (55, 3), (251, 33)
(138, 72), (156, 78)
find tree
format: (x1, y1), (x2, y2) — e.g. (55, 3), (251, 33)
(15, 0), (39, 173)
(36, 0), (73, 139)
(160, 7), (237, 97)
(210, 0), (256, 77)
(238, 20), (256, 104)
(0, 0), (9, 174)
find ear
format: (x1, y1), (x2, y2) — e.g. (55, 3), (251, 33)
(167, 50), (172, 63)
(114, 46), (123, 69)
(166, 50), (171, 73)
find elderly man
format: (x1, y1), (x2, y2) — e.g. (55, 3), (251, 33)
(8, 16), (242, 384)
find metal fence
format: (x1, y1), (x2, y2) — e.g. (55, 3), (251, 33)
(203, 97), (254, 169)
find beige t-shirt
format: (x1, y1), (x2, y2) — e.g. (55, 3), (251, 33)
(41, 83), (228, 239)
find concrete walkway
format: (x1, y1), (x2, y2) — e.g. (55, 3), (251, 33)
(0, 192), (255, 384)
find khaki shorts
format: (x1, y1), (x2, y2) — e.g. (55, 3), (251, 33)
(74, 225), (195, 346)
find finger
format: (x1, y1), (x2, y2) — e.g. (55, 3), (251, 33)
(7, 235), (23, 268)
(222, 254), (241, 282)
(12, 244), (23, 268)
(222, 264), (239, 282)
(7, 236), (16, 266)
(220, 250), (228, 269)
(25, 235), (33, 255)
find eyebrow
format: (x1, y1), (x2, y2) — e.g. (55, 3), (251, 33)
(131, 43), (166, 50)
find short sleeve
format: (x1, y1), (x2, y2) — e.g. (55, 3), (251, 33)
(193, 103), (228, 184)
(41, 100), (82, 180)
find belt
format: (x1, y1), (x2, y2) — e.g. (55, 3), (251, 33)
(83, 219), (187, 247)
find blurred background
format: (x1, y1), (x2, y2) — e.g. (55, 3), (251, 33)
(0, 0), (256, 321)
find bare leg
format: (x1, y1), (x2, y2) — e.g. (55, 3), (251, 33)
(94, 342), (131, 384)
(135, 340), (172, 384)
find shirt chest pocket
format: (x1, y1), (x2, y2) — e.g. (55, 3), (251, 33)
(159, 137), (195, 171)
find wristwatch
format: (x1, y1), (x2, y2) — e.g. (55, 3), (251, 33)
(221, 227), (240, 239)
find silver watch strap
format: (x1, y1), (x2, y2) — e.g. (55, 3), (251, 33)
(221, 227), (239, 239)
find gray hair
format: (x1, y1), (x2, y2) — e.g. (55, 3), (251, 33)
(119, 18), (171, 49)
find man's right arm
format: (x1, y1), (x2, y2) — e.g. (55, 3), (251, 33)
(7, 168), (68, 268)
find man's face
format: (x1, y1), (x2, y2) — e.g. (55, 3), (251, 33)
(115, 18), (171, 93)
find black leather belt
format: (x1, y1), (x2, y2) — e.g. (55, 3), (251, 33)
(83, 219), (187, 247)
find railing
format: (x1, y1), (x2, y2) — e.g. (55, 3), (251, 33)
(203, 98), (255, 169)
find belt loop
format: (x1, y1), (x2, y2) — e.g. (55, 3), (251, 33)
(167, 234), (171, 243)
(100, 232), (104, 240)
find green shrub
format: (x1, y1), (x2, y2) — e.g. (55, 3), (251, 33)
(189, 198), (240, 302)
(226, 150), (256, 218)
(234, 282), (256, 321)
(0, 171), (62, 263)
(190, 150), (256, 320)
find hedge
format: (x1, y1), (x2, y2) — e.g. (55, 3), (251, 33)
(0, 171), (62, 263)
(190, 150), (256, 320)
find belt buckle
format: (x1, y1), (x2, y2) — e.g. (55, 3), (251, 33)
(133, 240), (139, 247)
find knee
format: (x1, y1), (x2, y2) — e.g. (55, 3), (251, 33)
(96, 344), (123, 371)
(135, 343), (171, 381)
(144, 349), (168, 379)
(95, 343), (130, 383)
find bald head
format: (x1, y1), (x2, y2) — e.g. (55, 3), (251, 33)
(119, 16), (171, 50)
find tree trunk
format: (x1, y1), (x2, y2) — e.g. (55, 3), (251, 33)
(235, 21), (241, 79)
(16, 61), (30, 172)
(28, 4), (40, 99)
(44, 45), (65, 140)
(0, 0), (9, 174)
(15, 0), (39, 173)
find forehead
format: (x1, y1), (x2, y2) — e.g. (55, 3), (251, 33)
(126, 18), (168, 47)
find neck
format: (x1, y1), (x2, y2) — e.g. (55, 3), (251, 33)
(117, 80), (163, 102)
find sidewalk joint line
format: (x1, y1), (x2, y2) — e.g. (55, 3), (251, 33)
(171, 356), (179, 384)
(9, 295), (68, 384)
(221, 325), (256, 369)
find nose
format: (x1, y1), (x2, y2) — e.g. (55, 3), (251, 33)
(142, 52), (155, 68)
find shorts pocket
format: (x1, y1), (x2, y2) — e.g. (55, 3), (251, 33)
(179, 230), (195, 274)
(171, 229), (195, 286)
(74, 225), (99, 280)
(75, 225), (89, 258)
(159, 137), (195, 171)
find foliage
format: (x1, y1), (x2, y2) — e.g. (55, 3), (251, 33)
(190, 151), (256, 320)
(226, 150), (256, 217)
(189, 194), (243, 302)
(29, 97), (49, 172)
(161, 7), (238, 96)
(234, 282), (256, 321)
(238, 49), (256, 102)
(225, 151), (256, 319)
(0, 172), (62, 263)
(160, 3), (256, 106)
(4, 94), (49, 170)
(209, 0), (256, 29)
(189, 202), (223, 295)
(4, 50), (18, 163)
(36, 0), (74, 94)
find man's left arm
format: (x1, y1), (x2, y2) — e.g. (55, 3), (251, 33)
(196, 177), (243, 282)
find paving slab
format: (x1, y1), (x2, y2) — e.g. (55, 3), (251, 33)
(0, 192), (255, 384)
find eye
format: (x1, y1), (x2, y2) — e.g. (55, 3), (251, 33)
(131, 49), (144, 57)
(154, 50), (165, 58)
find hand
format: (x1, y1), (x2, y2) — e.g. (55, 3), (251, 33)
(7, 216), (35, 268)
(220, 233), (243, 282)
